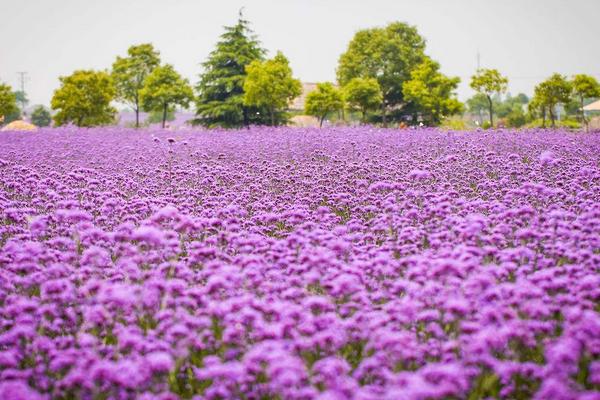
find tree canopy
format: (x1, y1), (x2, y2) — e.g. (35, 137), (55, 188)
(51, 70), (116, 127)
(470, 69), (508, 127)
(571, 74), (600, 130)
(194, 12), (269, 128)
(140, 64), (194, 128)
(304, 82), (344, 127)
(337, 22), (426, 125)
(531, 74), (572, 127)
(14, 90), (28, 113)
(343, 77), (382, 123)
(0, 83), (19, 124)
(30, 106), (52, 127)
(402, 58), (463, 126)
(243, 51), (301, 126)
(112, 43), (161, 128)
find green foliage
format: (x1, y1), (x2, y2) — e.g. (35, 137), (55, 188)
(470, 69), (509, 97)
(4, 90), (28, 123)
(467, 92), (529, 128)
(147, 108), (175, 124)
(140, 64), (194, 128)
(470, 68), (508, 127)
(304, 82), (344, 127)
(112, 43), (161, 128)
(557, 119), (581, 129)
(571, 74), (600, 130)
(30, 105), (52, 127)
(14, 90), (28, 112)
(0, 83), (19, 124)
(496, 93), (529, 118)
(402, 58), (463, 126)
(531, 74), (572, 127)
(563, 97), (583, 117)
(244, 51), (301, 126)
(3, 109), (22, 124)
(466, 93), (491, 126)
(51, 70), (117, 127)
(468, 371), (501, 399)
(343, 77), (382, 123)
(526, 118), (580, 129)
(337, 22), (426, 125)
(194, 12), (269, 128)
(505, 104), (527, 128)
(527, 95), (545, 124)
(440, 116), (468, 130)
(572, 74), (600, 100)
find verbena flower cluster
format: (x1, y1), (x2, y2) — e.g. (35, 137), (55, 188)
(1, 127), (599, 400)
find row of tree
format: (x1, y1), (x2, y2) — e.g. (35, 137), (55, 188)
(2, 12), (599, 129)
(50, 44), (193, 128)
(530, 74), (600, 130)
(44, 16), (464, 129)
(44, 13), (305, 128)
(465, 69), (600, 130)
(197, 17), (463, 128)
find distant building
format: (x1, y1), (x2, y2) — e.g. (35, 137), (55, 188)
(583, 99), (600, 113)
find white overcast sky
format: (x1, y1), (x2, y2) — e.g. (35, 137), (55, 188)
(1, 0), (599, 107)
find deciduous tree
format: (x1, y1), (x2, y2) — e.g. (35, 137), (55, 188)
(243, 52), (301, 126)
(532, 74), (572, 128)
(403, 58), (463, 126)
(0, 83), (19, 124)
(14, 90), (28, 113)
(140, 64), (194, 128)
(305, 82), (344, 127)
(337, 22), (426, 126)
(30, 105), (52, 127)
(51, 70), (116, 127)
(470, 69), (508, 128)
(571, 74), (600, 131)
(112, 43), (161, 128)
(343, 77), (382, 123)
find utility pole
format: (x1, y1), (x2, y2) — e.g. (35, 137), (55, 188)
(16, 71), (29, 113)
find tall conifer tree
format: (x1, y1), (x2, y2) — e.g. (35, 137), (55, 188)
(194, 11), (269, 128)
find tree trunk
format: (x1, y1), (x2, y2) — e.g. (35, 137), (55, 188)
(162, 103), (168, 129)
(242, 107), (249, 129)
(487, 95), (494, 128)
(362, 109), (367, 125)
(381, 102), (387, 127)
(319, 115), (325, 128)
(549, 106), (556, 128)
(270, 108), (275, 127)
(580, 95), (587, 132)
(542, 107), (546, 128)
(135, 95), (140, 128)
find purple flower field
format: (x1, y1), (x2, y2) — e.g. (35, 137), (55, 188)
(1, 127), (599, 400)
